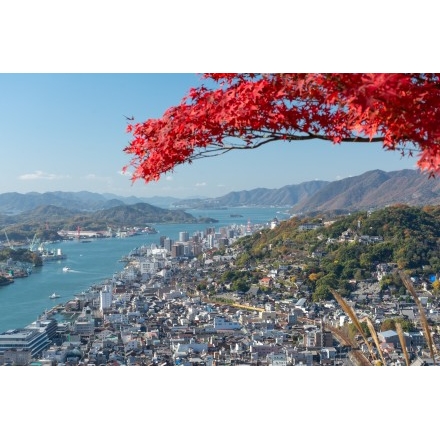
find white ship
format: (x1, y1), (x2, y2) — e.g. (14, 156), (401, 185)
(38, 244), (67, 262)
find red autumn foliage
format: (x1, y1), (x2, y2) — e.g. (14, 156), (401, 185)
(123, 73), (440, 183)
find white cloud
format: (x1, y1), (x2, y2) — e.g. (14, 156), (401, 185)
(84, 173), (98, 180)
(19, 170), (70, 180)
(118, 169), (132, 177)
(165, 175), (173, 181)
(195, 182), (206, 187)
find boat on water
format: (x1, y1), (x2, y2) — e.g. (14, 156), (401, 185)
(62, 266), (71, 272)
(38, 244), (67, 262)
(142, 226), (158, 234)
(49, 292), (61, 299)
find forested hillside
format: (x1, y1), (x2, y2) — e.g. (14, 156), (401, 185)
(0, 203), (217, 242)
(230, 205), (440, 302)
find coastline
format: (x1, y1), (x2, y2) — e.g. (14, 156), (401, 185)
(0, 207), (288, 333)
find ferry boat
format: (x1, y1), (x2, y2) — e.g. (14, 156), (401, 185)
(49, 292), (61, 299)
(62, 266), (71, 272)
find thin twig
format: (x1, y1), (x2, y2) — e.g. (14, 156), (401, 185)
(330, 289), (375, 365)
(396, 322), (411, 366)
(362, 316), (387, 366)
(399, 270), (436, 365)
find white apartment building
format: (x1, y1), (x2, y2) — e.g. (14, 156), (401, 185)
(100, 288), (112, 311)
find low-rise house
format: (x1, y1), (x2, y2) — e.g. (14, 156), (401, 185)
(378, 329), (410, 350)
(259, 277), (273, 288)
(250, 343), (283, 358)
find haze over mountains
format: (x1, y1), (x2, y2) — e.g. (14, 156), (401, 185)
(0, 191), (180, 214)
(0, 169), (439, 217)
(289, 169), (440, 215)
(171, 180), (329, 209)
(172, 169), (440, 215)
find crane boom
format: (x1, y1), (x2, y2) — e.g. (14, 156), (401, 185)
(4, 230), (12, 248)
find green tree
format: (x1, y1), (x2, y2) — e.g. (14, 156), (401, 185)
(347, 321), (371, 340)
(312, 284), (333, 302)
(380, 318), (415, 332)
(313, 273), (338, 302)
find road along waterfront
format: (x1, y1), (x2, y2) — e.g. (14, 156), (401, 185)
(0, 207), (289, 333)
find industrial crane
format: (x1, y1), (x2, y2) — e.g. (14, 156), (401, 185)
(3, 230), (13, 249)
(29, 233), (40, 252)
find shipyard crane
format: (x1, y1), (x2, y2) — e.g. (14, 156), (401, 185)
(3, 230), (14, 249)
(4, 230), (10, 246)
(29, 233), (39, 252)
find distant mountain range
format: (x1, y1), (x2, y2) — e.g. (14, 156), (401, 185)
(170, 169), (440, 214)
(0, 191), (180, 214)
(0, 169), (439, 220)
(289, 169), (440, 215)
(171, 180), (329, 209)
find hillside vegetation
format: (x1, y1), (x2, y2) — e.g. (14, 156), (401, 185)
(0, 203), (217, 242)
(229, 205), (440, 302)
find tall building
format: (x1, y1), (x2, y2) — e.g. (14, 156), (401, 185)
(164, 237), (173, 252)
(205, 227), (215, 235)
(171, 243), (184, 257)
(100, 285), (113, 311)
(179, 231), (189, 242)
(159, 235), (167, 247)
(191, 243), (203, 256)
(192, 232), (201, 243)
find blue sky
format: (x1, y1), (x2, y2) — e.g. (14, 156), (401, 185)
(0, 73), (421, 199)
(0, 2), (435, 200)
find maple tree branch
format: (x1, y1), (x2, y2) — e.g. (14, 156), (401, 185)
(189, 133), (422, 161)
(124, 74), (440, 183)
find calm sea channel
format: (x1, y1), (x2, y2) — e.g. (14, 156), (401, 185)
(0, 207), (290, 333)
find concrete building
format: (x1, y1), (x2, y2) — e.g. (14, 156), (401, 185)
(179, 231), (189, 242)
(0, 327), (52, 358)
(100, 286), (113, 311)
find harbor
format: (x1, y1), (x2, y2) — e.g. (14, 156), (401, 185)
(0, 211), (355, 366)
(0, 207), (288, 334)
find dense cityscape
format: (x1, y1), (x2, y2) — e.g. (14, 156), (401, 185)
(1, 207), (439, 366)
